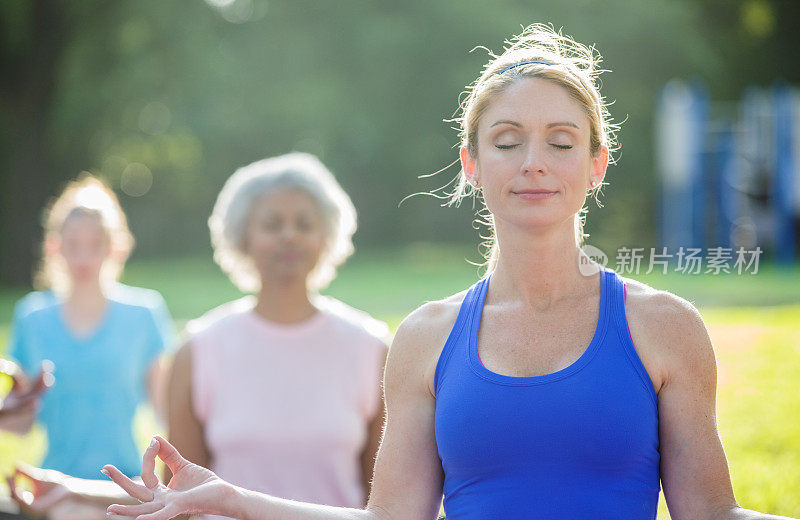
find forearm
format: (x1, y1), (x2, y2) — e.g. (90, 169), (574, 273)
(229, 484), (385, 520)
(147, 357), (169, 425)
(715, 506), (797, 520)
(359, 450), (377, 504)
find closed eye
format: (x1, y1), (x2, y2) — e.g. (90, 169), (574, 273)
(495, 144), (519, 150)
(551, 144), (572, 150)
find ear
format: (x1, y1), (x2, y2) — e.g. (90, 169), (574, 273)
(108, 245), (129, 264)
(459, 146), (478, 186)
(589, 146), (609, 188)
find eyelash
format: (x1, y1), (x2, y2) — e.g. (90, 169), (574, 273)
(495, 144), (573, 150)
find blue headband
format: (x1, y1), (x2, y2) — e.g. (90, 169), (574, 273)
(496, 60), (554, 75)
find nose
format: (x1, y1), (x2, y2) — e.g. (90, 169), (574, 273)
(521, 142), (546, 176)
(280, 223), (303, 241)
(280, 225), (297, 240)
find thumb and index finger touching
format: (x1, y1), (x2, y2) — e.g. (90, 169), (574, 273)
(103, 435), (191, 499)
(141, 436), (191, 487)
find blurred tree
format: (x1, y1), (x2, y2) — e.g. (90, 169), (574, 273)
(1, 0), (797, 286)
(0, 0), (75, 284)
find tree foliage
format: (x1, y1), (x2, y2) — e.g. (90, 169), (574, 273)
(1, 0), (796, 285)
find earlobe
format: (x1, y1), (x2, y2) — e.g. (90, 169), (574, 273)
(589, 146), (609, 188)
(109, 247), (129, 264)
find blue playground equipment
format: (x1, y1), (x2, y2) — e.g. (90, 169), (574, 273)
(656, 79), (799, 265)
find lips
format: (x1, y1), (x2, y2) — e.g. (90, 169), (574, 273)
(512, 189), (559, 200)
(276, 250), (306, 262)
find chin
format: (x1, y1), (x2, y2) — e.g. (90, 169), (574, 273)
(266, 266), (313, 283)
(499, 211), (563, 230)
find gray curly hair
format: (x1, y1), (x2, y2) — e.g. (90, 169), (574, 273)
(209, 152), (357, 293)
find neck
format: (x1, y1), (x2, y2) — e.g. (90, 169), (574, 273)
(489, 218), (595, 308)
(65, 279), (107, 307)
(254, 277), (318, 324)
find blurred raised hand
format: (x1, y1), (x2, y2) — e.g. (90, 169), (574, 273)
(104, 435), (234, 520)
(0, 359), (54, 434)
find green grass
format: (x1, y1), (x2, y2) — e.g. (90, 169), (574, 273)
(655, 304), (800, 518)
(623, 264), (800, 308)
(1, 244), (799, 517)
(1, 243), (798, 325)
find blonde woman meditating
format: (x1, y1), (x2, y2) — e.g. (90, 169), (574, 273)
(102, 25), (796, 520)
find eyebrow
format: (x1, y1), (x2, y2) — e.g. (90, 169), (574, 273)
(489, 120), (580, 129)
(490, 119), (522, 128)
(547, 121), (579, 129)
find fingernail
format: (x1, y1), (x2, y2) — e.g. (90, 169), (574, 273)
(101, 469), (109, 476)
(149, 438), (158, 447)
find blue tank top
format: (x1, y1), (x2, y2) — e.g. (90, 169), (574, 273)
(434, 268), (660, 519)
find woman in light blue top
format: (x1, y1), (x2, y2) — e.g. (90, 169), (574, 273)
(7, 174), (176, 483)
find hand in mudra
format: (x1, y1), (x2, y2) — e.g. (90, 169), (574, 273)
(103, 435), (234, 520)
(6, 463), (71, 519)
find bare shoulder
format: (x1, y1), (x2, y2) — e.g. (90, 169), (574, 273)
(619, 276), (716, 394)
(387, 289), (469, 397)
(394, 290), (467, 346)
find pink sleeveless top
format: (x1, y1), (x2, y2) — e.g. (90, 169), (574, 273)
(187, 296), (389, 519)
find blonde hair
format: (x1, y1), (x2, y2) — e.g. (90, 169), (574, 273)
(449, 23), (619, 273)
(209, 152), (357, 294)
(35, 174), (135, 293)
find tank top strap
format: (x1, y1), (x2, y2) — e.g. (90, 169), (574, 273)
(604, 267), (625, 315)
(605, 268), (659, 408)
(434, 277), (490, 396)
(604, 267), (633, 340)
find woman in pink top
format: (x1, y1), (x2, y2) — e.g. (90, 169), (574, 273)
(165, 153), (389, 519)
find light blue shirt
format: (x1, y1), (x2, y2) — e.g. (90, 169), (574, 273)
(9, 284), (176, 478)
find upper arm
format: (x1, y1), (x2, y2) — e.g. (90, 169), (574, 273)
(366, 304), (454, 520)
(650, 294), (739, 519)
(360, 343), (389, 500)
(146, 356), (168, 422)
(142, 296), (174, 400)
(164, 341), (210, 482)
(149, 292), (178, 354)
